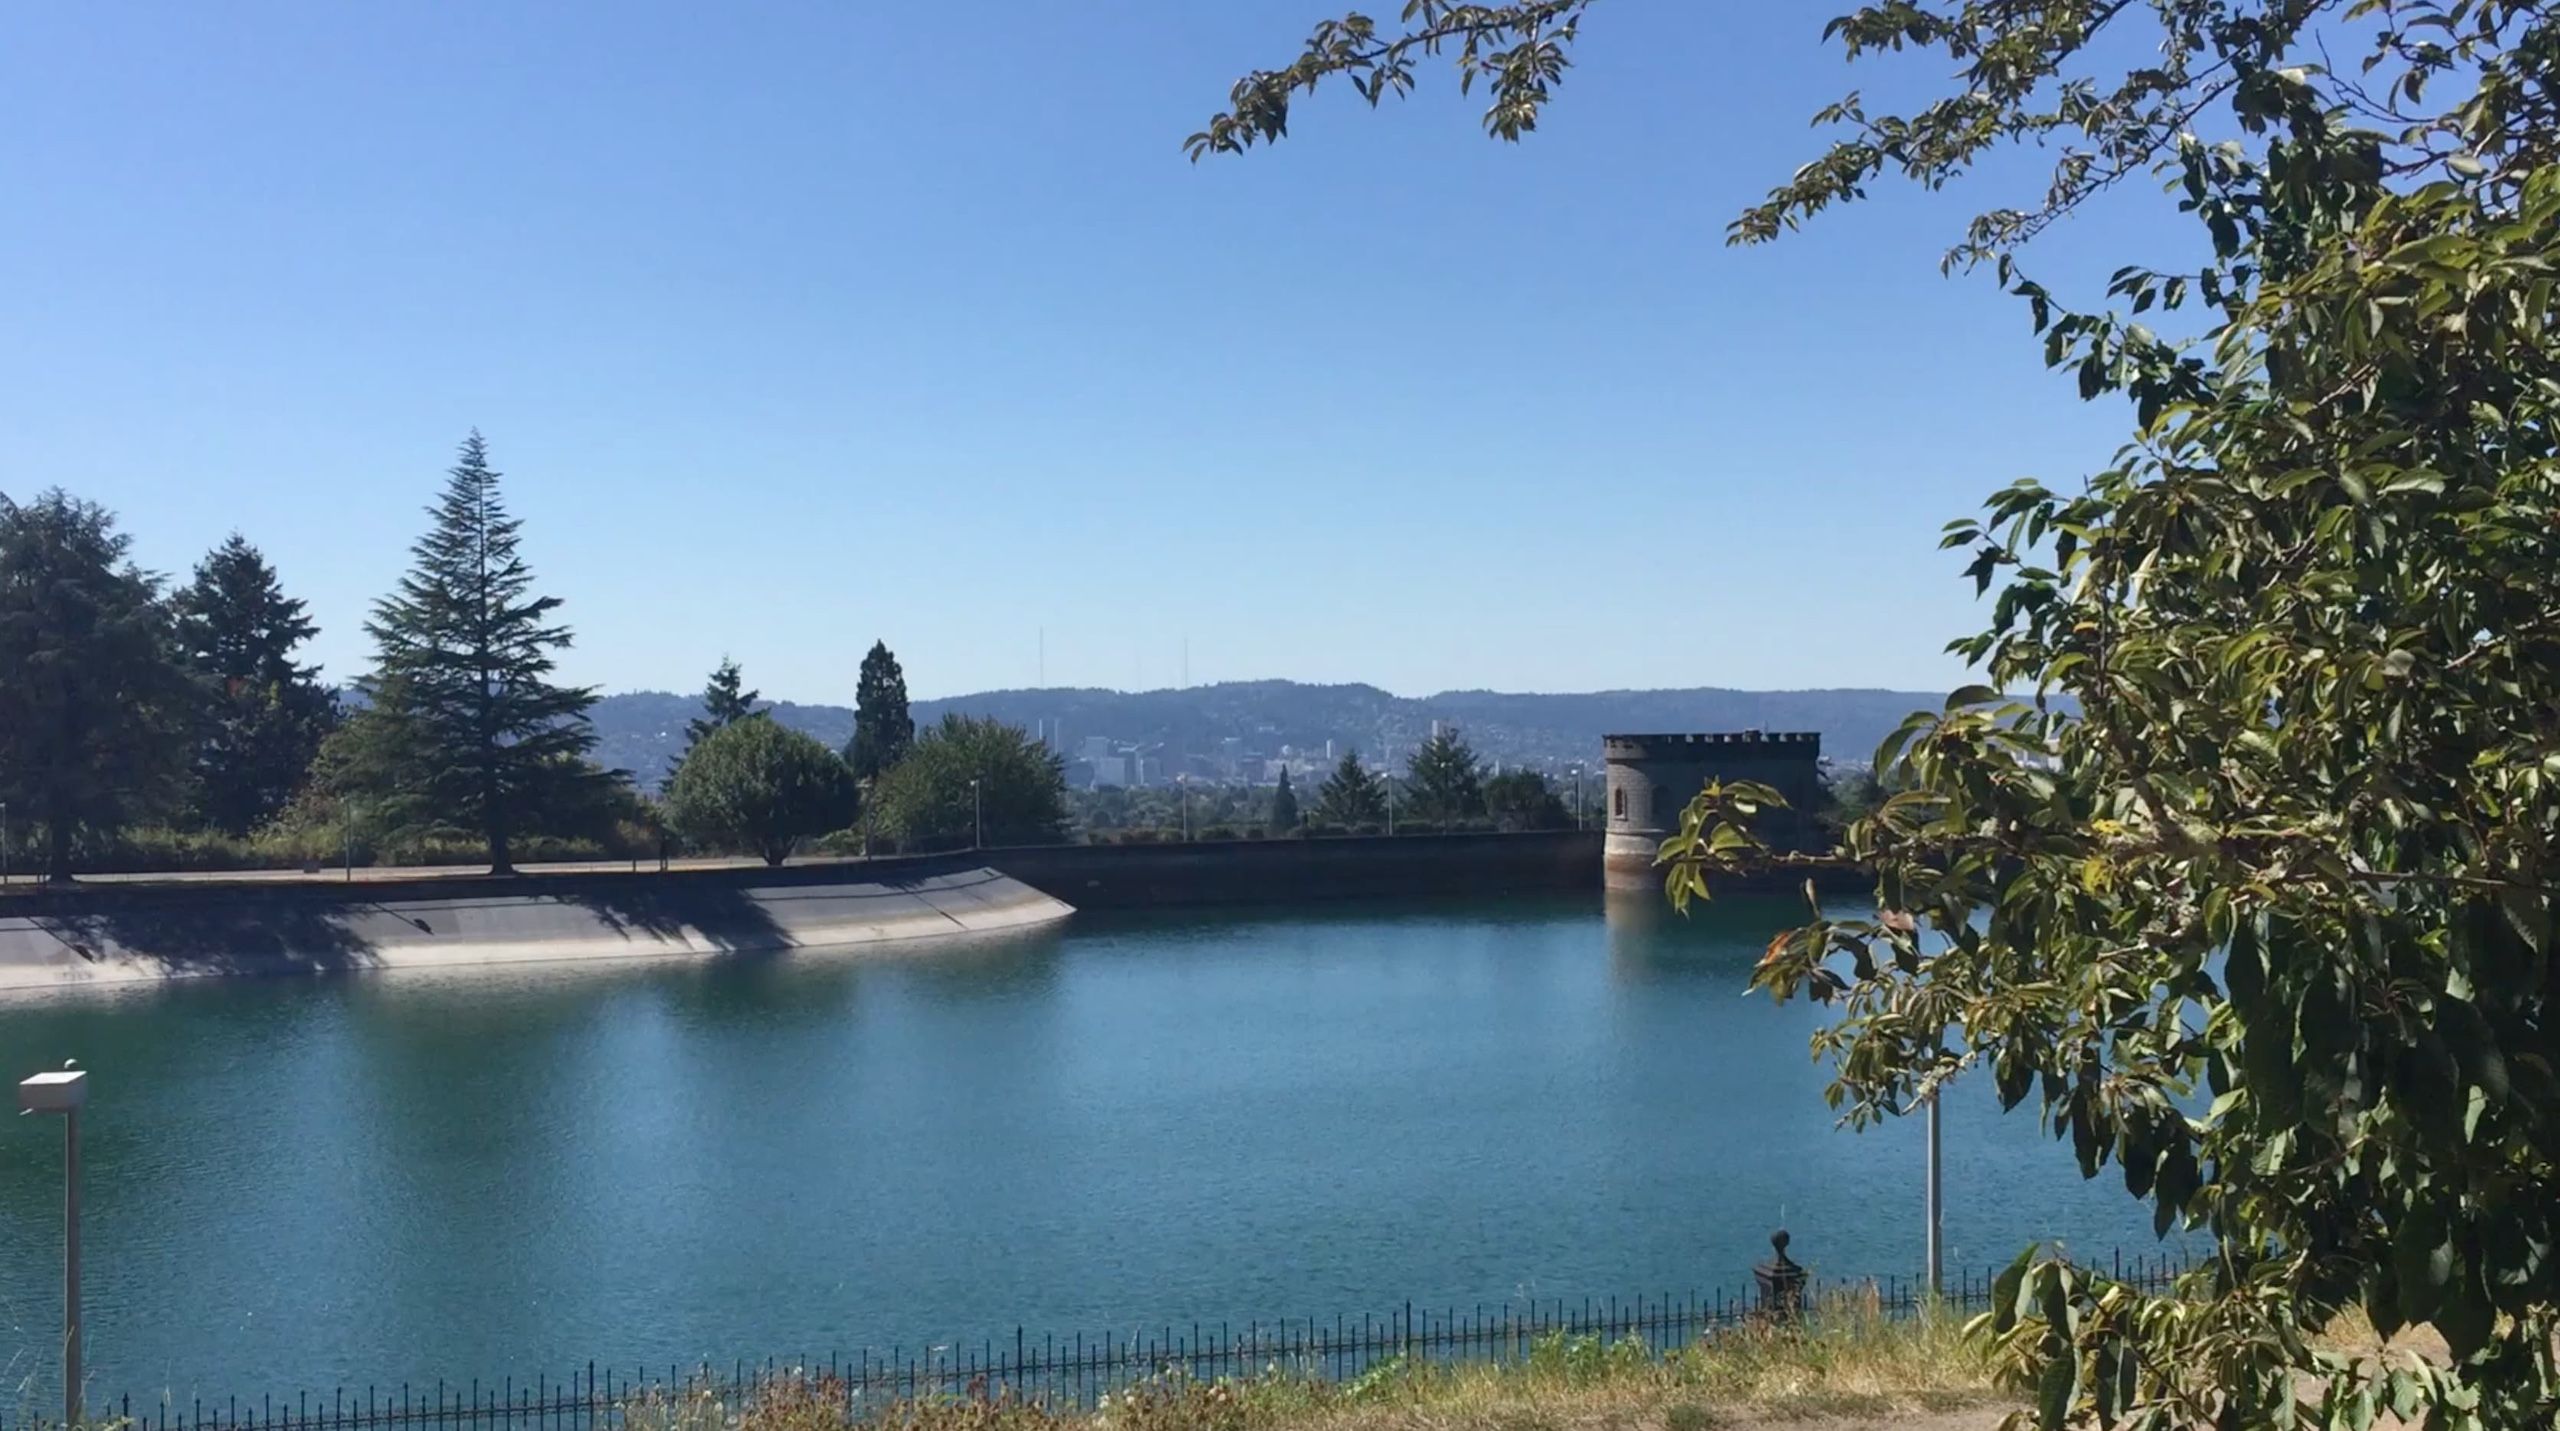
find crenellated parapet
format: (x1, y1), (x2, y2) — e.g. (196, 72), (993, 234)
(1599, 730), (1824, 888)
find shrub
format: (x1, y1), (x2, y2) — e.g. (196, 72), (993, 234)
(665, 718), (859, 866)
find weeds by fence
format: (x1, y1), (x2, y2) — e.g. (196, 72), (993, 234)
(38, 1251), (2189, 1431)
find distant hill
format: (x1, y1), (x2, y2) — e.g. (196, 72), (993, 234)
(592, 680), (1975, 790)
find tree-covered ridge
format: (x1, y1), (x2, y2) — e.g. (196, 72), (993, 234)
(584, 682), (1948, 792)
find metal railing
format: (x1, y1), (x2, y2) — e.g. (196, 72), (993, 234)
(30, 1250), (2192, 1431)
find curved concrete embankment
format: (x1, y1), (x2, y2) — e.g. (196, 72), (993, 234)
(0, 866), (1071, 991)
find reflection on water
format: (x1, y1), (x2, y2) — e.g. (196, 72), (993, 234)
(1604, 891), (1800, 984)
(0, 898), (2170, 1408)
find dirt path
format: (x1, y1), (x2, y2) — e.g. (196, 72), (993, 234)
(1698, 1410), (2007, 1431)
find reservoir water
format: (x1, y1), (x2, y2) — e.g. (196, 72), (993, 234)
(0, 894), (2172, 1409)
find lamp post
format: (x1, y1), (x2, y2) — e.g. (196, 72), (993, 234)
(969, 778), (983, 851)
(21, 1065), (87, 1427)
(342, 798), (356, 884)
(1925, 1087), (1945, 1298)
(3, 799), (10, 887)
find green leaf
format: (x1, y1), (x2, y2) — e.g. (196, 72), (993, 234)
(2036, 1349), (2078, 1431)
(2392, 1202), (2453, 1324)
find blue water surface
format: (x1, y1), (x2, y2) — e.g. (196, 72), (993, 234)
(0, 894), (2176, 1407)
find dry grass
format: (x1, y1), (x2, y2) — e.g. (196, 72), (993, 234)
(622, 1294), (2005, 1431)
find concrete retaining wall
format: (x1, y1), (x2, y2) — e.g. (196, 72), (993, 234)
(0, 832), (1615, 992)
(974, 831), (1601, 908)
(0, 867), (1071, 992)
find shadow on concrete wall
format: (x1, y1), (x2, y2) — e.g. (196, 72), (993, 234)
(30, 901), (383, 978)
(558, 881), (791, 956)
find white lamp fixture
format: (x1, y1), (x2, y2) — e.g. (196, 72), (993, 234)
(21, 1064), (87, 1426)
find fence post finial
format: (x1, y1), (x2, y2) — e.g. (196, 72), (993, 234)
(1753, 1229), (1807, 1325)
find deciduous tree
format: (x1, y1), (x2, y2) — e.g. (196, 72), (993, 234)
(665, 716), (856, 866)
(1483, 769), (1566, 832)
(868, 714), (1067, 849)
(1206, 3), (2560, 1425)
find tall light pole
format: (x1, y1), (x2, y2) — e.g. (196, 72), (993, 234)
(2, 799), (10, 887)
(1924, 1087), (1945, 1298)
(21, 1065), (87, 1427)
(343, 798), (356, 883)
(969, 778), (983, 851)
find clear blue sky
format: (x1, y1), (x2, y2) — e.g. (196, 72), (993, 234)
(1, 2), (2187, 704)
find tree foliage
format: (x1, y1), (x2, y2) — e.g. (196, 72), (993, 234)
(849, 639), (915, 783)
(868, 713), (1067, 849)
(1270, 765), (1302, 832)
(1186, 1), (1595, 159)
(1484, 768), (1568, 831)
(1216, 2), (2560, 1426)
(1313, 752), (1388, 827)
(681, 657), (760, 767)
(1405, 728), (1486, 823)
(0, 490), (196, 881)
(351, 432), (607, 872)
(172, 534), (336, 835)
(665, 715), (856, 866)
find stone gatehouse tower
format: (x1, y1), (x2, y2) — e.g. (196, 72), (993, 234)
(1601, 731), (1822, 889)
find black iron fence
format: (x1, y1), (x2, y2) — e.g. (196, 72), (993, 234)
(37, 1250), (2191, 1431)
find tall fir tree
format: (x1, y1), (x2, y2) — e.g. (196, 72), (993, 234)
(676, 657), (760, 771)
(1268, 765), (1300, 833)
(172, 534), (337, 834)
(1405, 728), (1485, 823)
(848, 639), (914, 782)
(354, 432), (603, 872)
(1312, 752), (1387, 828)
(0, 490), (197, 880)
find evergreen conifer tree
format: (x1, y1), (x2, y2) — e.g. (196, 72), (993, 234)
(1268, 765), (1300, 832)
(676, 657), (760, 771)
(1405, 728), (1485, 824)
(1312, 752), (1387, 828)
(848, 640), (915, 781)
(354, 432), (602, 872)
(0, 490), (197, 880)
(172, 534), (336, 834)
